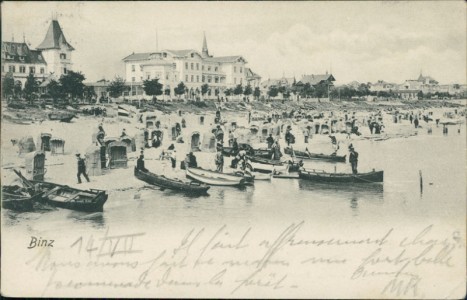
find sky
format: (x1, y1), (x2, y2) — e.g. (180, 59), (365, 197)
(2, 1), (466, 85)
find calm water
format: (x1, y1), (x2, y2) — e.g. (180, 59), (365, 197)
(3, 122), (465, 232)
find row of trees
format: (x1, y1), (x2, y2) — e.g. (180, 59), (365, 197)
(2, 71), (92, 104)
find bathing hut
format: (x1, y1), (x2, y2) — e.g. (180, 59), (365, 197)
(85, 145), (103, 176)
(38, 133), (52, 152)
(120, 136), (133, 153)
(107, 141), (128, 168)
(146, 115), (157, 128)
(50, 138), (65, 155)
(24, 151), (45, 181)
(18, 136), (36, 154)
(201, 132), (217, 152)
(151, 129), (163, 148)
(189, 132), (202, 152)
(259, 125), (270, 142)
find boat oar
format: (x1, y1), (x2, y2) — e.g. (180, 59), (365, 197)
(12, 169), (34, 189)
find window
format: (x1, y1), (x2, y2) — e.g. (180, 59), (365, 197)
(40, 68), (44, 74)
(234, 66), (237, 73)
(215, 77), (219, 83)
(30, 67), (36, 74)
(185, 75), (188, 82)
(9, 65), (15, 72)
(19, 66), (26, 73)
(208, 76), (211, 83)
(132, 65), (135, 72)
(19, 56), (24, 61)
(63, 68), (67, 74)
(132, 77), (135, 82)
(147, 75), (150, 80)
(132, 90), (136, 96)
(234, 78), (237, 84)
(240, 78), (243, 84)
(196, 63), (199, 70)
(60, 53), (67, 59)
(208, 66), (211, 71)
(202, 65), (204, 71)
(191, 53), (194, 58)
(191, 63), (194, 70)
(185, 62), (188, 69)
(163, 53), (167, 58)
(196, 75), (199, 82)
(240, 67), (243, 73)
(166, 74), (169, 80)
(191, 75), (194, 82)
(202, 75), (205, 82)
(215, 67), (218, 72)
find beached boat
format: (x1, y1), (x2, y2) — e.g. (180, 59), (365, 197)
(247, 155), (284, 165)
(186, 167), (246, 186)
(134, 167), (210, 194)
(299, 169), (384, 183)
(1, 185), (43, 211)
(48, 113), (75, 122)
(222, 145), (271, 158)
(14, 169), (107, 212)
(284, 148), (346, 163)
(248, 161), (288, 174)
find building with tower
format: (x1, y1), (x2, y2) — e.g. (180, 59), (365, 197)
(120, 32), (261, 100)
(1, 18), (74, 90)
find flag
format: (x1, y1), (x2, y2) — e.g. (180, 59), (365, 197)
(118, 105), (129, 117)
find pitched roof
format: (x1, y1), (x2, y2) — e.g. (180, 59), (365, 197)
(37, 20), (74, 50)
(205, 55), (247, 63)
(245, 67), (261, 79)
(165, 49), (198, 57)
(122, 52), (154, 61)
(2, 42), (47, 64)
(301, 74), (335, 85)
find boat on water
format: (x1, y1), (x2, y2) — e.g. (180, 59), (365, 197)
(186, 167), (246, 186)
(299, 169), (384, 183)
(1, 185), (43, 211)
(14, 169), (108, 212)
(284, 148), (346, 163)
(134, 167), (210, 194)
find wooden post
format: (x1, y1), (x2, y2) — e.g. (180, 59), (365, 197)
(419, 170), (423, 193)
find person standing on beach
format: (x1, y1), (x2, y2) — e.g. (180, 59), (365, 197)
(215, 150), (224, 173)
(170, 150), (177, 169)
(266, 134), (274, 148)
(348, 144), (359, 175)
(414, 117), (419, 128)
(76, 154), (90, 183)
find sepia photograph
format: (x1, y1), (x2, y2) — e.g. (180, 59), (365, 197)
(1, 1), (466, 298)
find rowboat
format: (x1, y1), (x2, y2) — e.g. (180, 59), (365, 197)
(284, 148), (346, 163)
(1, 185), (43, 211)
(299, 169), (384, 183)
(248, 161), (288, 174)
(272, 173), (300, 179)
(222, 146), (271, 158)
(134, 167), (210, 194)
(48, 113), (75, 122)
(13, 169), (108, 212)
(247, 155), (283, 165)
(186, 167), (246, 186)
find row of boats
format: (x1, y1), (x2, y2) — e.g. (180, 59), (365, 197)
(2, 149), (383, 214)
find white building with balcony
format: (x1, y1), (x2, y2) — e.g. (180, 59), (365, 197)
(121, 33), (259, 100)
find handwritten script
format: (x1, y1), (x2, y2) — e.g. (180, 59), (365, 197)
(23, 222), (464, 297)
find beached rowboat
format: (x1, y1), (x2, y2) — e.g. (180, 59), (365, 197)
(299, 169), (384, 183)
(284, 148), (346, 163)
(1, 185), (43, 211)
(134, 167), (210, 194)
(186, 167), (246, 186)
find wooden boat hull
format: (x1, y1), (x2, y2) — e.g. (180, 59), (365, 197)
(299, 169), (384, 183)
(186, 167), (246, 186)
(284, 148), (346, 163)
(247, 156), (283, 165)
(1, 186), (43, 211)
(249, 161), (287, 174)
(29, 180), (108, 212)
(134, 167), (210, 194)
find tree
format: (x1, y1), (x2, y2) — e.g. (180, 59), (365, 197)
(2, 73), (15, 98)
(417, 91), (424, 100)
(243, 84), (252, 97)
(233, 84), (243, 96)
(174, 82), (186, 99)
(24, 73), (39, 103)
(14, 81), (22, 97)
(108, 76), (126, 98)
(83, 86), (97, 103)
(47, 79), (63, 105)
(143, 78), (163, 100)
(224, 88), (232, 97)
(60, 70), (86, 102)
(253, 87), (261, 100)
(268, 86), (279, 98)
(201, 83), (209, 96)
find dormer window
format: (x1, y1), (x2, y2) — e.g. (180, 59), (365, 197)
(191, 53), (194, 58)
(19, 56), (24, 61)
(60, 53), (67, 59)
